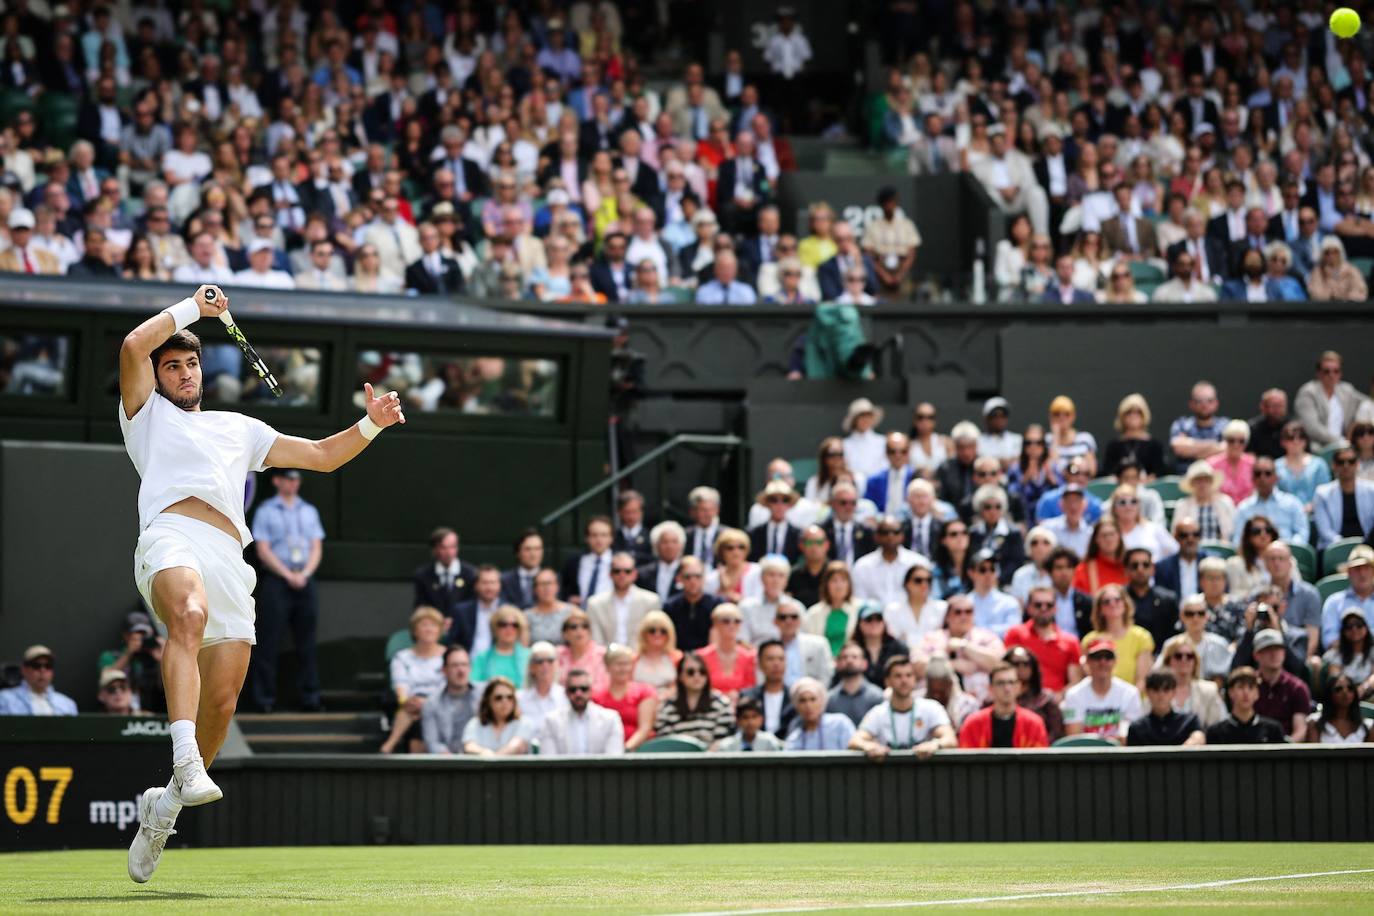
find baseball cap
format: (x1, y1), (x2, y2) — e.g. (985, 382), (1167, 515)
(275, 468), (301, 479)
(1344, 545), (1374, 571)
(982, 396), (1010, 417)
(972, 547), (998, 567)
(247, 237), (274, 255)
(23, 644), (53, 663)
(124, 611), (155, 636)
(1084, 638), (1116, 656)
(9, 207), (34, 229)
(100, 668), (130, 688)
(1252, 628), (1285, 653)
(547, 188), (570, 206)
(431, 201), (456, 219)
(1341, 607), (1368, 626)
(857, 603), (885, 621)
(1061, 483), (1086, 496)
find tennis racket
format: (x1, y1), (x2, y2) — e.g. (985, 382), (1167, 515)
(206, 288), (284, 398)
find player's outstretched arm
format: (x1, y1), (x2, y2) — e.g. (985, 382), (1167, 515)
(265, 382), (405, 473)
(119, 285), (226, 418)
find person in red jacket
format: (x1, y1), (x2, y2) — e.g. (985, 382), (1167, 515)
(958, 662), (1050, 748)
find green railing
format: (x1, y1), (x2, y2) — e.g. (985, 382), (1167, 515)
(539, 433), (747, 561)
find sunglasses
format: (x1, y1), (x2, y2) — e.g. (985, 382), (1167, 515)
(824, 450), (844, 458)
(1224, 438), (1247, 445)
(1330, 683), (1355, 693)
(1248, 527), (1275, 536)
(949, 608), (974, 616)
(916, 413), (936, 421)
(1127, 561), (1153, 570)
(1343, 619), (1368, 629)
(832, 499), (856, 507)
(611, 568), (636, 574)
(1115, 497), (1138, 506)
(909, 576), (932, 585)
(1024, 439), (1045, 446)
(975, 565), (997, 574)
(1028, 600), (1054, 609)
(946, 530), (968, 538)
(25, 661), (53, 670)
(717, 618), (742, 625)
(775, 613), (801, 621)
(645, 627), (668, 636)
(1170, 652), (1197, 661)
(682, 668), (707, 677)
(532, 657), (556, 665)
(1253, 470), (1276, 478)
(1334, 458), (1357, 466)
(492, 694), (515, 702)
(1176, 531), (1201, 540)
(564, 622), (590, 631)
(766, 496), (790, 504)
(878, 529), (903, 536)
(565, 685), (591, 694)
(1182, 609), (1207, 618)
(1088, 652), (1116, 661)
(991, 679), (1020, 689)
(1101, 595), (1125, 606)
(723, 544), (747, 551)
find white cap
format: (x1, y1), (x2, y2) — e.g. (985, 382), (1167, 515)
(547, 188), (570, 206)
(9, 207), (34, 229)
(248, 237), (274, 255)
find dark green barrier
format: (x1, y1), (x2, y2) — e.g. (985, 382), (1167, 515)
(195, 746), (1373, 846)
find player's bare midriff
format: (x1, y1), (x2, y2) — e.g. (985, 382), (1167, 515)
(162, 497), (241, 542)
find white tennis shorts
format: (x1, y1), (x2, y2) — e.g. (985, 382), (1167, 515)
(134, 513), (257, 646)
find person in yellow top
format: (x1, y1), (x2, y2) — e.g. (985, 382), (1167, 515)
(1079, 583), (1155, 694)
(797, 202), (839, 269)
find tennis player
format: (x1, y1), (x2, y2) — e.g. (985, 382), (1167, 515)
(121, 286), (404, 882)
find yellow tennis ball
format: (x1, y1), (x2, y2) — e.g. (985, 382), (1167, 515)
(1331, 7), (1362, 39)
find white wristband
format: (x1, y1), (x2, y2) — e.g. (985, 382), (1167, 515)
(357, 416), (382, 441)
(164, 298), (200, 331)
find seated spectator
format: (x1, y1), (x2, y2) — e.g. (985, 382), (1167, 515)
(380, 607), (447, 754)
(749, 479), (803, 562)
(471, 606), (532, 687)
(786, 676), (858, 751)
(525, 569), (574, 646)
(1047, 397), (1099, 478)
(714, 697), (785, 752)
(1036, 461), (1104, 526)
(916, 595), (1004, 702)
(1061, 638), (1143, 743)
(1080, 583), (1156, 695)
(1314, 448), (1374, 550)
(1004, 585), (1083, 698)
(594, 644), (657, 750)
(626, 259), (672, 302)
(1294, 351), (1365, 450)
(968, 488), (1026, 588)
(540, 668), (625, 756)
(817, 219), (877, 301)
(694, 250), (756, 304)
(741, 640), (797, 738)
(921, 654), (981, 730)
(1306, 236), (1368, 301)
(96, 668), (142, 716)
(632, 611), (683, 697)
(350, 244), (403, 294)
(973, 125), (1047, 236)
(776, 595), (836, 684)
(1204, 667), (1287, 744)
(846, 654), (956, 757)
(697, 603), (757, 699)
(1206, 420), (1257, 506)
(935, 422), (980, 510)
(1304, 674), (1371, 744)
(1122, 549), (1181, 651)
(1112, 458), (1166, 525)
(462, 677), (534, 756)
(1157, 634), (1227, 726)
(97, 610), (163, 713)
(797, 202), (838, 270)
(517, 642), (569, 734)
(421, 647), (480, 755)
(1175, 461), (1236, 543)
(1247, 628), (1312, 740)
(67, 227), (120, 277)
(851, 516), (926, 611)
(883, 562), (947, 648)
(745, 555), (804, 643)
(653, 652), (735, 747)
(1151, 250), (1218, 303)
(1225, 516), (1279, 596)
(861, 186), (920, 297)
(1126, 670), (1205, 746)
(1008, 528), (1056, 606)
(1234, 459), (1307, 547)
(1261, 242), (1308, 300)
(1109, 484), (1178, 562)
(1018, 233), (1055, 299)
(827, 642), (886, 725)
(958, 661), (1050, 749)
(965, 549), (1021, 638)
(703, 529), (761, 605)
(640, 521), (687, 607)
(557, 610), (609, 693)
(1072, 519), (1127, 596)
(1003, 646), (1067, 741)
(586, 552), (660, 647)
(1041, 252), (1095, 304)
(1103, 394), (1168, 479)
(1319, 609), (1374, 697)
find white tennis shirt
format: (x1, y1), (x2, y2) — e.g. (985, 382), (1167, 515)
(119, 392), (279, 547)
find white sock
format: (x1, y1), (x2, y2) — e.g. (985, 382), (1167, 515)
(169, 719), (199, 764)
(152, 784), (182, 824)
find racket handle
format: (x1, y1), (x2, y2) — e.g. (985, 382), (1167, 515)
(218, 309), (234, 326)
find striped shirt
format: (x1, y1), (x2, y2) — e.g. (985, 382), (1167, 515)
(653, 690), (735, 745)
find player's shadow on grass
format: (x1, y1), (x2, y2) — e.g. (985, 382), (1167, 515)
(29, 891), (334, 905)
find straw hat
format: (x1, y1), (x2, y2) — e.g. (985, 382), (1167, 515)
(1179, 460), (1222, 494)
(755, 479), (799, 507)
(842, 398), (883, 434)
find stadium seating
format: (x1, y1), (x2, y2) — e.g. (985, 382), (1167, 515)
(1316, 574), (1350, 604)
(1323, 538), (1366, 576)
(1289, 542), (1319, 583)
(636, 735), (708, 753)
(1199, 541), (1235, 560)
(1051, 735), (1115, 748)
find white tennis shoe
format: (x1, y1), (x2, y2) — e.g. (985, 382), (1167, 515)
(128, 787), (176, 883)
(172, 755), (223, 806)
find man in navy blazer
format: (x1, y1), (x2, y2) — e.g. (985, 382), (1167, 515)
(500, 529), (545, 609)
(863, 432), (916, 516)
(1314, 447), (1374, 549)
(817, 220), (878, 301)
(1040, 253), (1096, 304)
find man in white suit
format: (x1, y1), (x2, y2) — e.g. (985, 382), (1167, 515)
(973, 125), (1049, 235)
(362, 195), (421, 278)
(586, 553), (661, 646)
(774, 601), (833, 684)
(538, 670), (624, 756)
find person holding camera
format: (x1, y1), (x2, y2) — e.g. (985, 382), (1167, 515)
(97, 611), (166, 713)
(1230, 587), (1310, 682)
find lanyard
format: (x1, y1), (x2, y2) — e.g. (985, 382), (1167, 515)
(889, 703), (916, 749)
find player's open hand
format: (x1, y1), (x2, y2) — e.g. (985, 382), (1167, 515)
(194, 285), (228, 319)
(364, 382), (406, 428)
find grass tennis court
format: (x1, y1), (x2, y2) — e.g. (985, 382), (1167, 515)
(9, 842), (1373, 913)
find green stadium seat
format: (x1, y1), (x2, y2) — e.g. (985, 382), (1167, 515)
(1135, 280), (1161, 300)
(1200, 540), (1235, 559)
(1362, 701), (1374, 722)
(1147, 476), (1183, 502)
(384, 628), (414, 663)
(1318, 443), (1344, 470)
(1289, 542), (1318, 582)
(1051, 735), (1115, 747)
(1316, 573), (1349, 603)
(1128, 261), (1166, 284)
(1322, 537), (1365, 576)
(789, 457), (818, 486)
(36, 91), (79, 151)
(1350, 257), (1374, 279)
(1087, 477), (1118, 500)
(0, 87), (35, 130)
(635, 735), (707, 753)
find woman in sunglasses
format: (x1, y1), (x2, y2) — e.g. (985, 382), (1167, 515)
(462, 677), (533, 756)
(698, 604), (757, 700)
(1226, 515), (1278, 596)
(1350, 421), (1374, 481)
(1005, 423), (1058, 524)
(1206, 420), (1257, 506)
(1276, 421), (1330, 513)
(470, 606), (533, 687)
(556, 610), (608, 693)
(1002, 647), (1066, 742)
(1318, 609), (1374, 700)
(1080, 584), (1154, 695)
(931, 521), (973, 599)
(1109, 484), (1178, 563)
(906, 403), (951, 480)
(1157, 633), (1226, 726)
(631, 611), (681, 698)
(653, 652), (735, 747)
(1175, 461), (1236, 542)
(1305, 673), (1371, 743)
(704, 528), (762, 603)
(804, 436), (862, 505)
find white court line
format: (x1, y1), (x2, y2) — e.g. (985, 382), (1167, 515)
(661, 867), (1374, 916)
